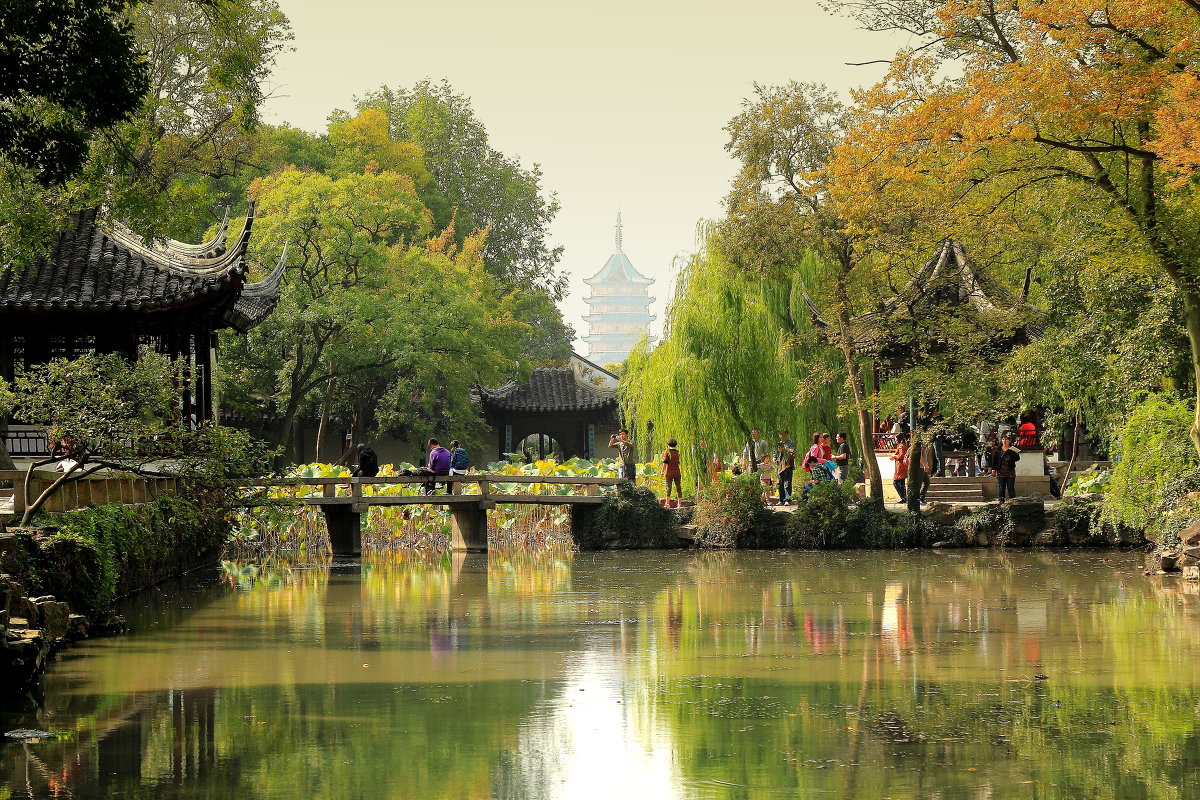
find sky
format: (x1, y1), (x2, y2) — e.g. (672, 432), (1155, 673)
(260, 1), (910, 350)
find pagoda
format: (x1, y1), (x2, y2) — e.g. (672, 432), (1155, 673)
(581, 214), (655, 364)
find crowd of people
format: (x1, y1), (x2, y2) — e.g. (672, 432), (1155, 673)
(603, 427), (854, 508)
(883, 410), (1061, 504)
(348, 411), (1058, 507)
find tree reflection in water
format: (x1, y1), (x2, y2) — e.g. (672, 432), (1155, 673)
(1, 550), (1198, 799)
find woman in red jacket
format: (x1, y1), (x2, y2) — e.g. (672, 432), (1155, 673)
(662, 438), (683, 506)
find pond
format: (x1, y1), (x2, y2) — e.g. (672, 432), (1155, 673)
(1, 549), (1198, 799)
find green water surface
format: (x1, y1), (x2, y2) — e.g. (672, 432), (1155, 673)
(1, 549), (1198, 799)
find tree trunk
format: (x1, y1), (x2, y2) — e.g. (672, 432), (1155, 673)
(1184, 291), (1200, 457)
(833, 264), (883, 500)
(844, 350), (881, 499)
(314, 367), (336, 463)
(907, 429), (924, 514)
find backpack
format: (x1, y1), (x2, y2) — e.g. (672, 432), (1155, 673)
(451, 447), (469, 470)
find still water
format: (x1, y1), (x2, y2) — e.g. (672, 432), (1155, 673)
(1, 550), (1198, 799)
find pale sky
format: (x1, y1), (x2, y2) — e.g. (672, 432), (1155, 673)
(261, 1), (909, 350)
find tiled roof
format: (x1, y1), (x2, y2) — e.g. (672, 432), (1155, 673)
(225, 243), (287, 332)
(0, 207), (271, 329)
(583, 251), (654, 286)
(804, 239), (1045, 353)
(479, 368), (618, 412)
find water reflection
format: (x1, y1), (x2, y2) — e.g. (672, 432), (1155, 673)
(2, 551), (1200, 799)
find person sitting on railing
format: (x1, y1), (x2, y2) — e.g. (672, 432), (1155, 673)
(351, 444), (379, 478)
(449, 440), (470, 475)
(416, 438), (452, 494)
(50, 438), (85, 473)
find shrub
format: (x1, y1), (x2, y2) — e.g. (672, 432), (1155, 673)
(27, 485), (235, 611)
(570, 483), (677, 550)
(1103, 394), (1197, 531)
(786, 486), (910, 549)
(694, 474), (783, 548)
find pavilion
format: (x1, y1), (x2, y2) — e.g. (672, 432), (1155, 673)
(805, 239), (1049, 500)
(0, 205), (284, 457)
(477, 353), (622, 461)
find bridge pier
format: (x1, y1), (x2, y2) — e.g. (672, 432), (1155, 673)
(323, 505), (363, 556)
(450, 501), (492, 552)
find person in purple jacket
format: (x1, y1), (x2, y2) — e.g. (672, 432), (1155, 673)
(417, 438), (453, 494)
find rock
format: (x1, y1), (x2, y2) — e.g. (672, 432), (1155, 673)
(4, 580), (25, 617)
(1008, 497), (1046, 545)
(924, 503), (971, 528)
(1179, 520), (1200, 547)
(0, 535), (24, 575)
(1160, 550), (1181, 573)
(37, 600), (69, 642)
(7, 616), (27, 630)
(66, 614), (88, 640)
(1184, 565), (1200, 581)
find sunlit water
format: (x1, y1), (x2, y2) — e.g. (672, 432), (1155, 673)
(2, 549), (1199, 799)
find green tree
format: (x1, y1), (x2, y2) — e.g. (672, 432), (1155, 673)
(621, 235), (843, 492)
(221, 167), (430, 460)
(357, 80), (565, 300)
(720, 82), (886, 498)
(0, 0), (149, 184)
(10, 352), (268, 525)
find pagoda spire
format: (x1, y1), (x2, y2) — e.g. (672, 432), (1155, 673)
(615, 211), (623, 253)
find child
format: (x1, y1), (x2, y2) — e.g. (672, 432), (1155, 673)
(662, 438), (683, 506)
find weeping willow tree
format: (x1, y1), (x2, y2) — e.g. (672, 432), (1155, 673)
(621, 234), (849, 492)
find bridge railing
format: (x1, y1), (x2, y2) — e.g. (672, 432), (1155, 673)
(242, 474), (627, 505)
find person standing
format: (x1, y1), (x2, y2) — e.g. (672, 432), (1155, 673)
(742, 429), (770, 471)
(833, 432), (851, 483)
(819, 432), (833, 462)
(991, 434), (1021, 502)
(662, 438), (683, 506)
(891, 433), (910, 503)
(774, 430), (796, 505)
(609, 428), (638, 481)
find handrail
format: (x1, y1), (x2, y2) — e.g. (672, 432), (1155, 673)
(247, 474), (625, 487)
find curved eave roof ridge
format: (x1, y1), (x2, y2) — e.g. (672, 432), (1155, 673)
(224, 242), (288, 332)
(102, 202), (254, 279)
(583, 252), (654, 285)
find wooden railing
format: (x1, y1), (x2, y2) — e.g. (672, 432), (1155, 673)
(243, 474), (627, 507)
(0, 470), (178, 519)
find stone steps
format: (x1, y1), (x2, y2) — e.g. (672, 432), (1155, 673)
(925, 478), (987, 504)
